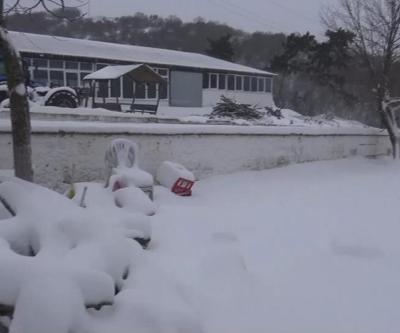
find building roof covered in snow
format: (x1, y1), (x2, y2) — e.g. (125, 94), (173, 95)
(9, 31), (275, 76)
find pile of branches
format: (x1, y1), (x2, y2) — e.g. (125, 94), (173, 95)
(210, 96), (264, 120)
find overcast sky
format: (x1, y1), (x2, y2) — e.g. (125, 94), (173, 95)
(5, 0), (335, 35)
(86, 0), (333, 35)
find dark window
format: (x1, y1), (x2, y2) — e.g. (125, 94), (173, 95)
(98, 80), (108, 98)
(258, 78), (264, 92)
(157, 69), (168, 76)
(243, 76), (250, 91)
(147, 83), (156, 99)
(210, 74), (217, 88)
(0, 58), (5, 76)
(66, 61), (79, 69)
(265, 77), (272, 92)
(80, 72), (91, 86)
(218, 74), (226, 89)
(251, 77), (257, 92)
(66, 72), (78, 87)
(96, 64), (107, 70)
(33, 58), (47, 68)
(80, 62), (93, 71)
(49, 70), (64, 87)
(110, 79), (121, 98)
(227, 75), (235, 90)
(123, 76), (134, 98)
(33, 69), (48, 85)
(236, 76), (242, 90)
(159, 82), (168, 99)
(203, 73), (209, 89)
(22, 58), (32, 66)
(49, 60), (64, 69)
(135, 83), (145, 99)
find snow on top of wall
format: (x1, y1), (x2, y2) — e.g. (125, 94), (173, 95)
(9, 31), (274, 76)
(0, 117), (387, 136)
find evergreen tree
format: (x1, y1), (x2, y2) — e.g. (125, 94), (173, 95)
(206, 34), (235, 61)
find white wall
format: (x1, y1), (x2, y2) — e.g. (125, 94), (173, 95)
(202, 89), (275, 107)
(0, 126), (390, 191)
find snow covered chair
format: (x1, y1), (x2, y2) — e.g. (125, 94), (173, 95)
(156, 161), (195, 196)
(105, 139), (154, 199)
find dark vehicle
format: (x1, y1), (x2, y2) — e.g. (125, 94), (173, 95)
(0, 54), (79, 108)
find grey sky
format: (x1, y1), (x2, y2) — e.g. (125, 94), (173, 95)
(86, 0), (333, 35)
(5, 0), (334, 35)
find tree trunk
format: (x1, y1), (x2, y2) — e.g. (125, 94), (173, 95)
(377, 86), (399, 159)
(0, 28), (33, 181)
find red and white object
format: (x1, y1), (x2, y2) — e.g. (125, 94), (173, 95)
(156, 161), (195, 196)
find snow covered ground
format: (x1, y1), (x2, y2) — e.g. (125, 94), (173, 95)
(1, 157), (400, 332)
(149, 157), (400, 333)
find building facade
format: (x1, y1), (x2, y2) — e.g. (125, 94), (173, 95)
(9, 31), (275, 108)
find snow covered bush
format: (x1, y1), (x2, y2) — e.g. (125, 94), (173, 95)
(210, 95), (264, 120)
(0, 176), (204, 333)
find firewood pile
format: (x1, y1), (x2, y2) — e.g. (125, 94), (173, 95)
(210, 96), (264, 120)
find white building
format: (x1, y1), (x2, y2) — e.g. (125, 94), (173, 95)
(9, 31), (276, 108)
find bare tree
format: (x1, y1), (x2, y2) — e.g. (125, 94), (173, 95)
(0, 0), (86, 182)
(323, 0), (400, 158)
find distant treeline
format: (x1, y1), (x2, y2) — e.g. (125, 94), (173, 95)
(5, 10), (285, 71)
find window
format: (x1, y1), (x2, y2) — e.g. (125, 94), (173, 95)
(96, 63), (107, 70)
(135, 83), (146, 99)
(66, 61), (79, 69)
(265, 77), (272, 92)
(49, 60), (64, 69)
(49, 70), (64, 87)
(227, 75), (235, 90)
(0, 56), (5, 76)
(80, 62), (93, 71)
(80, 72), (91, 87)
(98, 80), (108, 98)
(157, 69), (168, 76)
(203, 73), (209, 89)
(235, 76), (242, 90)
(243, 76), (250, 91)
(258, 78), (264, 92)
(22, 58), (32, 67)
(33, 58), (47, 68)
(210, 74), (217, 88)
(110, 79), (121, 98)
(123, 75), (134, 98)
(251, 77), (257, 92)
(33, 69), (48, 85)
(219, 74), (226, 89)
(66, 72), (78, 87)
(159, 82), (168, 99)
(147, 83), (156, 99)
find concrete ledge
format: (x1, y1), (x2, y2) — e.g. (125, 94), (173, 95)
(0, 121), (391, 191)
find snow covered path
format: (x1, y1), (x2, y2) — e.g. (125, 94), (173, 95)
(147, 158), (400, 333)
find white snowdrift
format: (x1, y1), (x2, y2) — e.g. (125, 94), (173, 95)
(0, 176), (202, 333)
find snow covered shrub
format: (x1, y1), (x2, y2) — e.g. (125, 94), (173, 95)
(0, 176), (140, 332)
(210, 95), (264, 120)
(264, 106), (283, 119)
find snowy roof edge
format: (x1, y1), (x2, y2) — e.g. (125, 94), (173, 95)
(9, 31), (276, 76)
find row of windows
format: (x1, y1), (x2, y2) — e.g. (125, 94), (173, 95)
(24, 57), (169, 100)
(96, 80), (168, 100)
(203, 73), (272, 93)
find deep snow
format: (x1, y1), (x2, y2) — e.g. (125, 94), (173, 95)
(148, 158), (400, 333)
(1, 158), (400, 333)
